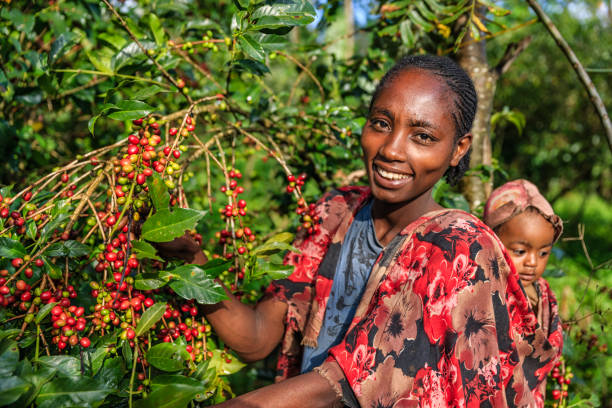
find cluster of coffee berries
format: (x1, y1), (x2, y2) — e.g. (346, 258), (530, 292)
(94, 231), (138, 277)
(58, 173), (78, 199)
(549, 357), (572, 406)
(285, 173), (306, 194)
(295, 197), (319, 235)
(49, 303), (90, 350)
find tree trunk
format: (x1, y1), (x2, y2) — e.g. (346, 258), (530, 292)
(456, 15), (495, 211)
(344, 0), (355, 58)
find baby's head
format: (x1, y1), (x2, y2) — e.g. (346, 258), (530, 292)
(484, 180), (563, 288)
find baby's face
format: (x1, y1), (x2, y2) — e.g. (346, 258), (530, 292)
(497, 211), (556, 287)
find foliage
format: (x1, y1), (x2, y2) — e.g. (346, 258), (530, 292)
(0, 0), (610, 406)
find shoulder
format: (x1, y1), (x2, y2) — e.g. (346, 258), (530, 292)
(394, 209), (514, 282)
(409, 208), (505, 253)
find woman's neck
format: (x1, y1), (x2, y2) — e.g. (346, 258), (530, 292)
(371, 192), (443, 246)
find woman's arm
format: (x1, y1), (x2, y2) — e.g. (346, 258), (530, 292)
(153, 233), (288, 361)
(215, 371), (341, 408)
(201, 288), (288, 362)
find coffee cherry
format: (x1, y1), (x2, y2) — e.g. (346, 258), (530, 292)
(126, 328), (135, 340)
(106, 215), (117, 227)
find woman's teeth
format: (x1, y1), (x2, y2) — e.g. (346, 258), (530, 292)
(376, 166), (410, 180)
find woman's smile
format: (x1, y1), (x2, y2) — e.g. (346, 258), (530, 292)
(372, 163), (413, 184)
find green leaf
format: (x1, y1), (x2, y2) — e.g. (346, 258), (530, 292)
(86, 48), (114, 75)
(251, 1), (316, 26)
(87, 332), (117, 375)
(135, 302), (166, 337)
(135, 381), (202, 408)
(35, 302), (58, 324)
(13, 365), (57, 407)
(148, 14), (166, 46)
(415, 1), (437, 21)
(146, 343), (191, 372)
(232, 59), (270, 76)
(44, 240), (88, 258)
(122, 339), (133, 367)
(37, 356), (81, 378)
(192, 360), (215, 382)
(252, 33), (288, 51)
(26, 221), (37, 240)
(40, 210), (71, 241)
(131, 85), (167, 100)
(149, 173), (170, 211)
(160, 265), (227, 305)
(98, 33), (128, 50)
(0, 339), (19, 377)
(88, 114), (101, 135)
(0, 376), (30, 406)
(201, 258), (232, 278)
(237, 34), (265, 61)
(399, 20), (416, 49)
(112, 41), (155, 72)
(252, 233), (297, 257)
(131, 240), (164, 261)
(408, 8), (435, 32)
(49, 32), (80, 65)
(141, 208), (207, 243)
(36, 376), (114, 408)
(0, 237), (27, 258)
(108, 100), (155, 121)
(252, 259), (293, 280)
(94, 357), (124, 390)
(206, 349), (245, 375)
(134, 272), (167, 290)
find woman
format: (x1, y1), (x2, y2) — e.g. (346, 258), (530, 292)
(166, 55), (554, 407)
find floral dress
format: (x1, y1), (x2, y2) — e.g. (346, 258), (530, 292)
(265, 186), (560, 407)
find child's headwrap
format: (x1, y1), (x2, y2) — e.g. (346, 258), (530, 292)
(483, 179), (563, 243)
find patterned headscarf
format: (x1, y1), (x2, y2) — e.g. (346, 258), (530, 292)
(484, 179), (563, 243)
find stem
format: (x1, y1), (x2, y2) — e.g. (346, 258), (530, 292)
(35, 326), (40, 362)
(526, 0), (612, 153)
(52, 69), (169, 88)
(129, 340), (139, 408)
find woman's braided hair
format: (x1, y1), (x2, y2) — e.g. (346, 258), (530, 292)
(368, 54), (478, 186)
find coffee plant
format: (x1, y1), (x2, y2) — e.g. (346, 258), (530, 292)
(0, 1), (365, 406)
(2, 0), (610, 407)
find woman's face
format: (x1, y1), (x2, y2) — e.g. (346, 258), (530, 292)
(361, 69), (471, 207)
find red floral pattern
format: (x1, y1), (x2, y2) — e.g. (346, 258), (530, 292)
(266, 187), (561, 407)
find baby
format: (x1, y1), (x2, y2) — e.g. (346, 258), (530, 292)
(484, 179), (564, 404)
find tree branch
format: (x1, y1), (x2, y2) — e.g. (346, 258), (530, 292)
(494, 36), (532, 77)
(100, 0), (192, 103)
(526, 0), (612, 153)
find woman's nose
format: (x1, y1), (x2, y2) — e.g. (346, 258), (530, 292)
(378, 129), (407, 161)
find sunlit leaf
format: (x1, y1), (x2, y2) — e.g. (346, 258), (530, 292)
(135, 302), (167, 337)
(159, 265), (227, 304)
(141, 208), (206, 243)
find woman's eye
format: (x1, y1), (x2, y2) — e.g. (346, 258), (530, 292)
(415, 133), (435, 144)
(370, 119), (390, 130)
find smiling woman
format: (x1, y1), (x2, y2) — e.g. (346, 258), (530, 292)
(169, 55), (557, 407)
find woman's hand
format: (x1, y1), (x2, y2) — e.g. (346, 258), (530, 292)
(153, 232), (207, 265)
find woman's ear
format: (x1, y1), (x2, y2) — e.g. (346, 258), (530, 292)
(450, 133), (472, 166)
